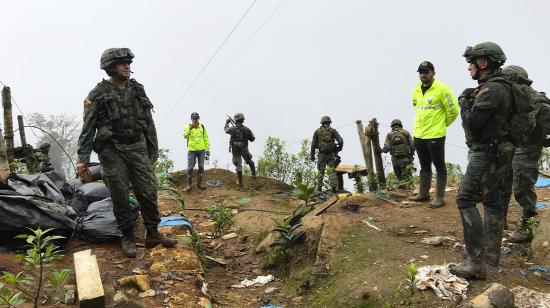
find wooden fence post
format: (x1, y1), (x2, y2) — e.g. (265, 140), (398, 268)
(356, 120), (377, 191)
(368, 118), (386, 187)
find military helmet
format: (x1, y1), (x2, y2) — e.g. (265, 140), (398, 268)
(463, 42), (506, 66)
(390, 119), (403, 128)
(234, 113), (245, 121)
(320, 116), (332, 124)
(502, 65), (533, 86)
(100, 48), (134, 70)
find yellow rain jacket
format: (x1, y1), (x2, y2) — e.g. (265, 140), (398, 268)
(412, 80), (459, 139)
(183, 123), (210, 151)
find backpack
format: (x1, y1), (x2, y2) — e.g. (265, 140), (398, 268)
(390, 130), (410, 157)
(488, 77), (536, 146)
(230, 126), (246, 155)
(317, 126), (335, 152)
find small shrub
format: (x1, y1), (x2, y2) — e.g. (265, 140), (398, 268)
(206, 201), (234, 237)
(397, 263), (421, 308)
(445, 162), (463, 187)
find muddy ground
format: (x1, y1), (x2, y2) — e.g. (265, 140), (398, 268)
(1, 168), (549, 307)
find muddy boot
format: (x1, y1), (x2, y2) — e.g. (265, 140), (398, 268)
(331, 186), (337, 194)
(429, 173), (447, 208)
(197, 173), (206, 190)
(121, 228), (137, 258)
(508, 217), (535, 243)
(185, 175), (192, 192)
(450, 207), (487, 279)
(484, 207), (504, 266)
(249, 162), (257, 180)
(236, 171), (243, 186)
(145, 228), (178, 248)
(409, 170), (431, 201)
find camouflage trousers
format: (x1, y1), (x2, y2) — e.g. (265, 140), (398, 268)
(99, 142), (160, 231)
(391, 155), (413, 182)
(502, 145), (541, 219)
(232, 147), (253, 173)
(317, 152), (337, 189)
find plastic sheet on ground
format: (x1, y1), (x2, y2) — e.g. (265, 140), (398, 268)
(536, 201), (550, 209)
(511, 285), (550, 307)
(159, 216), (193, 230)
(69, 182), (111, 215)
(415, 265), (468, 300)
(231, 275), (274, 288)
(7, 173), (65, 204)
(44, 171), (76, 200)
(0, 191), (75, 247)
(535, 175), (550, 188)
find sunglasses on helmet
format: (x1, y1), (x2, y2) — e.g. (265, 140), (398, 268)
(113, 48), (134, 59)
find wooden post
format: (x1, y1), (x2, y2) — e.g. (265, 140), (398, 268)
(2, 87), (14, 156)
(0, 128), (9, 182)
(356, 120), (377, 191)
(74, 249), (105, 308)
(368, 118), (386, 187)
(17, 115), (26, 146)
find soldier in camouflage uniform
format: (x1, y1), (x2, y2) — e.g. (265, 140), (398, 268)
(500, 65), (550, 243)
(77, 48), (176, 258)
(380, 119), (415, 187)
(450, 42), (513, 279)
(224, 113), (256, 186)
(310, 116), (344, 193)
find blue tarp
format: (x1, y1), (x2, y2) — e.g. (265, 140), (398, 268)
(536, 201), (550, 209)
(535, 175), (550, 188)
(159, 215), (193, 230)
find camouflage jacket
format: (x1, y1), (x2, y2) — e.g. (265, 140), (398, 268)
(77, 79), (158, 163)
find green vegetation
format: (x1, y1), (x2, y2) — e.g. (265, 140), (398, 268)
(155, 149), (184, 210)
(0, 228), (70, 308)
(398, 263), (420, 308)
(257, 137), (317, 186)
(445, 162), (463, 187)
(206, 201), (234, 237)
(352, 165), (366, 193)
(262, 223), (306, 270)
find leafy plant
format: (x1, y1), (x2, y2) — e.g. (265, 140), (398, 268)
(397, 263), (420, 308)
(156, 172), (184, 210)
(352, 165), (366, 193)
(0, 228), (70, 308)
(206, 201), (234, 237)
(445, 162), (463, 187)
(154, 148), (174, 174)
(9, 159), (29, 174)
(524, 217), (539, 237)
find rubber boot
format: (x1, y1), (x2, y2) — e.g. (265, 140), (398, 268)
(197, 173), (206, 190)
(331, 186), (337, 194)
(145, 228), (178, 248)
(249, 162), (257, 180)
(450, 207), (487, 279)
(429, 173), (447, 208)
(236, 171), (243, 186)
(409, 170), (431, 201)
(121, 228), (137, 258)
(185, 175), (192, 192)
(508, 217), (535, 243)
(484, 207), (504, 266)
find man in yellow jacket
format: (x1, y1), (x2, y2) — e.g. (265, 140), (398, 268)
(183, 112), (210, 191)
(409, 61), (459, 208)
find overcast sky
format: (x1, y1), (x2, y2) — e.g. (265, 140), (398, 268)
(1, 0), (549, 174)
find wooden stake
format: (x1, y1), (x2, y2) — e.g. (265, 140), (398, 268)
(356, 120), (377, 191)
(368, 118), (386, 187)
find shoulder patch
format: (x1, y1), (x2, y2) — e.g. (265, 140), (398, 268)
(84, 98), (93, 109)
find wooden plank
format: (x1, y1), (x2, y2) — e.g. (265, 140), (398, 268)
(336, 165), (368, 173)
(74, 249), (105, 308)
(310, 195), (339, 216)
(539, 169), (550, 178)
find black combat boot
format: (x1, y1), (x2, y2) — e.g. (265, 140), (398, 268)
(409, 170), (431, 201)
(429, 173), (447, 208)
(331, 186), (337, 194)
(450, 207), (487, 279)
(186, 175), (192, 192)
(236, 171), (243, 186)
(508, 217), (535, 243)
(121, 228), (137, 258)
(249, 162), (257, 180)
(484, 207), (504, 266)
(197, 173), (206, 190)
(145, 228), (178, 248)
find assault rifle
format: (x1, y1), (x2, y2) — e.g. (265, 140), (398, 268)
(226, 115), (236, 153)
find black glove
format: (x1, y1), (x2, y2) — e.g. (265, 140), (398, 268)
(225, 119), (231, 124)
(310, 153), (315, 162)
(374, 147), (382, 154)
(336, 144), (343, 152)
(381, 146), (390, 154)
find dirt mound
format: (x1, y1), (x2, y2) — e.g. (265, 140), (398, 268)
(171, 168), (292, 191)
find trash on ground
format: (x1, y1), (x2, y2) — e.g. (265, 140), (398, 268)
(421, 236), (456, 246)
(536, 201), (550, 209)
(205, 180), (222, 187)
(222, 232), (238, 240)
(511, 286), (550, 306)
(231, 275), (274, 288)
(362, 219), (382, 232)
(205, 255), (227, 266)
(239, 197), (252, 205)
(415, 265), (468, 300)
(138, 289), (156, 298)
(530, 264), (550, 273)
(520, 270), (529, 277)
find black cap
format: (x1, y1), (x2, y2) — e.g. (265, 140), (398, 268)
(417, 61), (434, 72)
(191, 112), (200, 119)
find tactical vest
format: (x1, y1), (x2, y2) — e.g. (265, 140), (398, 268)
(390, 129), (410, 157)
(528, 90), (550, 145)
(92, 79), (153, 144)
(317, 126), (336, 152)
